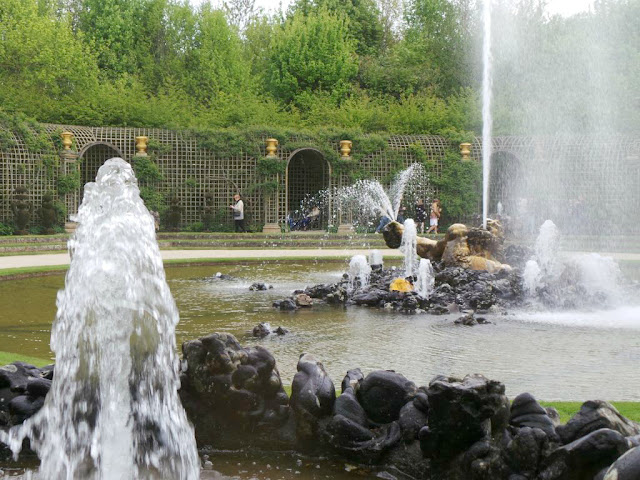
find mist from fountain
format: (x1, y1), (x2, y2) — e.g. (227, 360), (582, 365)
(486, 2), (639, 242)
(523, 220), (627, 309)
(0, 158), (200, 479)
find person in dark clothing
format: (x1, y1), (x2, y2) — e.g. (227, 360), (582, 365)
(415, 199), (427, 233)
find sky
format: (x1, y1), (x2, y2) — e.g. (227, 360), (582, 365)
(192, 0), (596, 17)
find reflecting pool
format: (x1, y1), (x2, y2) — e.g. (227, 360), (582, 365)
(1, 260), (639, 401)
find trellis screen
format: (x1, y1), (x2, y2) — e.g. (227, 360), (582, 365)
(0, 124), (637, 233)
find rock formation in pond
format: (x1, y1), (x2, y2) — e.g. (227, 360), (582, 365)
(383, 220), (510, 272)
(2, 334), (640, 479)
(178, 333), (293, 449)
(291, 259), (522, 315)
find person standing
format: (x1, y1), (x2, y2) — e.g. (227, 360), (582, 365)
(229, 194), (246, 232)
(415, 199), (427, 233)
(426, 198), (442, 235)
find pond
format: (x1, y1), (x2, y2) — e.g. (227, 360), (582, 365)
(1, 260), (639, 402)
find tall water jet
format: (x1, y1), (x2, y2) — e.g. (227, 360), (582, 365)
(400, 219), (418, 278)
(348, 254), (372, 291)
(1, 158), (200, 479)
(416, 258), (434, 298)
(481, 0), (493, 229)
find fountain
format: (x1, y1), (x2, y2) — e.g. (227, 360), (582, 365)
(336, 163), (431, 230)
(399, 219), (418, 277)
(415, 258), (435, 299)
(348, 254), (372, 291)
(1, 159), (200, 479)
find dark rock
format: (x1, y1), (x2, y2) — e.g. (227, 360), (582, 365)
(272, 298), (298, 311)
(8, 395), (44, 424)
(250, 282), (272, 291)
(455, 313), (477, 326)
(252, 323), (271, 338)
(398, 401), (429, 443)
(273, 326), (288, 335)
(333, 388), (368, 427)
(290, 353), (335, 442)
(539, 428), (631, 480)
(179, 333), (292, 449)
(504, 426), (550, 477)
(510, 392), (559, 440)
(557, 400), (640, 444)
(353, 290), (387, 307)
(357, 371), (416, 425)
(600, 445), (640, 480)
(341, 368), (364, 394)
(419, 374), (509, 461)
(25, 377), (51, 398)
(324, 415), (402, 463)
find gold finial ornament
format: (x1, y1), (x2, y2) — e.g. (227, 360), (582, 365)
(460, 143), (472, 160)
(340, 140), (352, 158)
(61, 131), (74, 150)
(265, 138), (278, 157)
(135, 136), (149, 156)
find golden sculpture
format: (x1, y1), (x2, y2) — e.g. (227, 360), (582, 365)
(459, 142), (472, 160)
(340, 140), (352, 157)
(61, 132), (74, 151)
(382, 220), (510, 273)
(135, 136), (149, 156)
(265, 138), (279, 157)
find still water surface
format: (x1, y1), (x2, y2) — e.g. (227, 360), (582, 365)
(0, 261), (639, 401)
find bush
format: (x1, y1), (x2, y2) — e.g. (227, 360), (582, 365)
(0, 222), (14, 236)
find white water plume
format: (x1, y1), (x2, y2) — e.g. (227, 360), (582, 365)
(1, 158), (200, 479)
(416, 259), (435, 299)
(524, 219), (629, 308)
(335, 163), (432, 229)
(400, 219), (419, 278)
(349, 254), (372, 291)
(481, 0), (493, 229)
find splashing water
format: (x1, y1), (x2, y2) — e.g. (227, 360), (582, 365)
(523, 219), (628, 308)
(334, 163), (432, 229)
(368, 250), (383, 269)
(349, 255), (372, 291)
(416, 259), (435, 299)
(400, 219), (418, 278)
(1, 158), (200, 479)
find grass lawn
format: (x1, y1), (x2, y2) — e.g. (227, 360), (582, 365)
(0, 351), (51, 367)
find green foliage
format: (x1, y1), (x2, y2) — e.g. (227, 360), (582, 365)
(0, 109), (56, 153)
(430, 150), (481, 225)
(257, 157), (287, 176)
(0, 222), (14, 236)
(289, 0), (384, 56)
(267, 7), (358, 105)
(57, 171), (81, 196)
(139, 186), (165, 214)
(133, 156), (164, 184)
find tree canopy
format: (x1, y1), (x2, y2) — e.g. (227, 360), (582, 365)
(0, 0), (637, 135)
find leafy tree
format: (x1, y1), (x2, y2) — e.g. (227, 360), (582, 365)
(267, 8), (358, 106)
(289, 0), (384, 56)
(223, 0), (259, 32)
(0, 0), (100, 117)
(75, 0), (142, 77)
(403, 0), (480, 95)
(182, 5), (251, 102)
